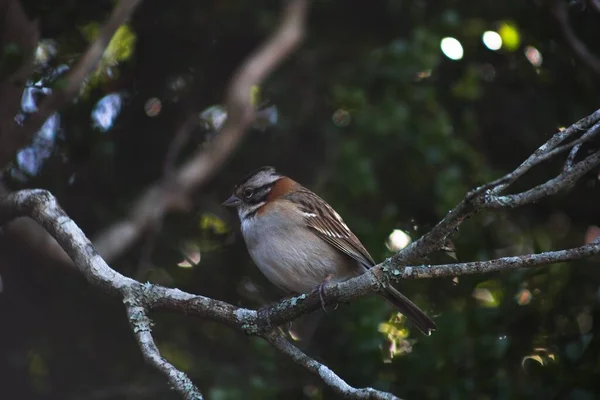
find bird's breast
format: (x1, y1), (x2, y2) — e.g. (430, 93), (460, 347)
(240, 201), (357, 294)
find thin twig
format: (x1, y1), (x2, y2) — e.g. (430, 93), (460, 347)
(264, 331), (401, 400)
(124, 291), (203, 400)
(564, 143), (583, 171)
(485, 150), (600, 208)
(396, 241), (600, 280)
(393, 108), (600, 265)
(246, 240), (600, 328)
(466, 110), (600, 199)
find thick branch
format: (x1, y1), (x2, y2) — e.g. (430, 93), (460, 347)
(3, 189), (599, 329)
(0, 188), (394, 399)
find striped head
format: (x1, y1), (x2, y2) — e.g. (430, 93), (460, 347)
(222, 166), (283, 220)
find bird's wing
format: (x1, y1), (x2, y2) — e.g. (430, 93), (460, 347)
(287, 188), (375, 268)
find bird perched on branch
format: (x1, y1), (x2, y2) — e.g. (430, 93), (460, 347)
(223, 166), (436, 335)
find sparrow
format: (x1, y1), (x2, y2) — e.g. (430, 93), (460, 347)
(223, 166), (436, 335)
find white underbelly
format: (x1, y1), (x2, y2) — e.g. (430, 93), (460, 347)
(241, 207), (356, 294)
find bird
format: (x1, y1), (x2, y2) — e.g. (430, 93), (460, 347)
(222, 166), (436, 335)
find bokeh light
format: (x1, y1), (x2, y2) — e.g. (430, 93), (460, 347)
(387, 229), (411, 251)
(524, 45), (543, 67)
(35, 39), (58, 67)
(92, 93), (122, 131)
(482, 31), (502, 50)
(498, 22), (521, 51)
(16, 113), (59, 177)
(440, 37), (464, 60)
(473, 280), (504, 307)
(415, 69), (432, 81)
(515, 288), (532, 305)
(144, 97), (162, 117)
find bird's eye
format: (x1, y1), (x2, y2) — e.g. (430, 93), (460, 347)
(242, 188), (254, 199)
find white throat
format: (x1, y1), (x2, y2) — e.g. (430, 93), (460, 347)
(237, 201), (265, 223)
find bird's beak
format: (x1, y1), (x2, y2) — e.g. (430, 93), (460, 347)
(222, 194), (242, 208)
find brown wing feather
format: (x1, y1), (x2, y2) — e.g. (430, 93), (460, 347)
(286, 187), (375, 268)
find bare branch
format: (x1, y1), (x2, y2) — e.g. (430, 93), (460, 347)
(483, 150), (600, 208)
(264, 332), (401, 400)
(92, 0), (308, 262)
(243, 240), (600, 329)
(3, 102), (600, 398)
(394, 241), (600, 280)
(0, 189), (137, 292)
(0, 0), (144, 168)
(1, 7), (599, 393)
(124, 290), (203, 400)
(0, 188), (397, 399)
(3, 188), (599, 330)
(393, 108), (600, 264)
(564, 143), (582, 171)
(468, 109), (600, 197)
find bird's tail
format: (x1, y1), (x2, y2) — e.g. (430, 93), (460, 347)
(380, 286), (436, 335)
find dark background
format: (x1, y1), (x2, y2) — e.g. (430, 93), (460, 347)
(2, 0), (600, 399)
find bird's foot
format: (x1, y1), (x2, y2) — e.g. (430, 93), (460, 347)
(318, 274), (334, 313)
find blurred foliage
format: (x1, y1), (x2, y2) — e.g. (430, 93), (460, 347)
(79, 23), (137, 95)
(1, 0), (600, 399)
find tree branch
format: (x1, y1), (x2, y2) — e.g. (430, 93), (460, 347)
(264, 331), (401, 400)
(467, 109), (600, 197)
(394, 241), (600, 280)
(1, 1), (600, 396)
(3, 100), (600, 398)
(124, 289), (203, 400)
(482, 150), (600, 208)
(0, 187), (401, 398)
(393, 108), (600, 264)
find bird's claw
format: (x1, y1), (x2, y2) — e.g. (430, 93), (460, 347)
(318, 274), (334, 313)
